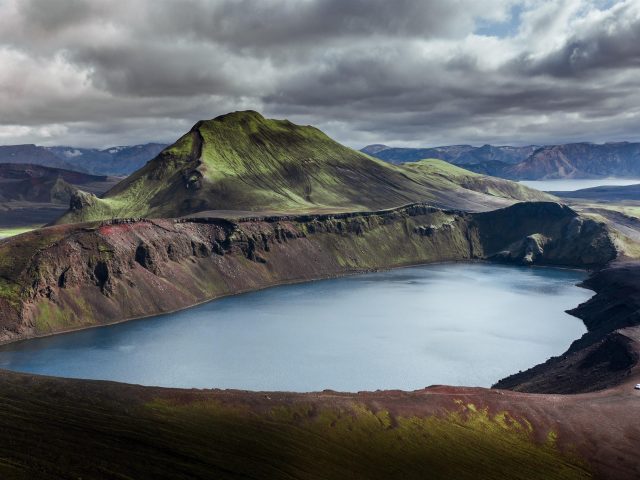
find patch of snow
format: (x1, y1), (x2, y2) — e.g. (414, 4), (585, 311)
(62, 149), (83, 158)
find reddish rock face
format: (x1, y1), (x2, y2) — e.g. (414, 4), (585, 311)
(0, 202), (615, 346)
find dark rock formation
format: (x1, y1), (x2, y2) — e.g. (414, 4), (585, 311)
(494, 262), (640, 393)
(472, 202), (616, 267)
(69, 190), (98, 211)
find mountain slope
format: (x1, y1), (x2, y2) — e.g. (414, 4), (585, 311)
(0, 164), (122, 231)
(57, 111), (551, 223)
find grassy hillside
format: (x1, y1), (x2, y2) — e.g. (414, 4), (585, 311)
(0, 370), (592, 480)
(57, 111), (551, 223)
(402, 159), (549, 202)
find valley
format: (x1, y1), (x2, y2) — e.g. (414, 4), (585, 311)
(0, 112), (639, 479)
(4, 1), (640, 477)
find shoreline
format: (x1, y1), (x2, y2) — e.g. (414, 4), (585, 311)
(0, 257), (590, 349)
(0, 259), (596, 394)
(0, 202), (626, 394)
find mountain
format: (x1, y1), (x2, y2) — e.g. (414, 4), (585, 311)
(505, 143), (640, 180)
(363, 142), (640, 180)
(361, 144), (538, 165)
(0, 163), (118, 204)
(462, 160), (513, 177)
(360, 144), (391, 155)
(56, 111), (551, 224)
(46, 143), (167, 175)
(0, 144), (75, 170)
(0, 164), (122, 230)
(0, 143), (167, 176)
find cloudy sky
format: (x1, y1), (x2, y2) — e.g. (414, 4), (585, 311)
(0, 0), (638, 148)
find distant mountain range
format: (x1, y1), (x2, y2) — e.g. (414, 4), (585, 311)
(0, 143), (167, 176)
(362, 142), (640, 180)
(0, 163), (119, 204)
(361, 144), (539, 166)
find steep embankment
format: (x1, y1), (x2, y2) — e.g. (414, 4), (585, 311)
(56, 111), (551, 224)
(0, 202), (614, 344)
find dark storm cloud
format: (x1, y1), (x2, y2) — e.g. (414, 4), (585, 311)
(18, 0), (98, 32)
(512, 1), (640, 77)
(148, 0), (480, 47)
(0, 0), (639, 148)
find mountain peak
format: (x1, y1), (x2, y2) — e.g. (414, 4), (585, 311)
(56, 112), (550, 224)
(361, 144), (391, 155)
(192, 110), (267, 130)
(214, 110), (265, 122)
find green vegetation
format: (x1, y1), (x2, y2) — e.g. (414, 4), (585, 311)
(0, 226), (39, 239)
(403, 159), (553, 200)
(0, 226), (69, 308)
(0, 371), (590, 479)
(57, 111), (552, 224)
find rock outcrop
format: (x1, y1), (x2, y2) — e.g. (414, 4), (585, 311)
(472, 202), (616, 266)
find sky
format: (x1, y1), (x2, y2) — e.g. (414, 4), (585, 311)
(0, 0), (639, 149)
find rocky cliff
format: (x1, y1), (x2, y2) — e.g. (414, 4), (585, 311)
(0, 202), (615, 344)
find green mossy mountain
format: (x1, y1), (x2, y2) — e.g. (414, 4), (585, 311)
(57, 111), (551, 223)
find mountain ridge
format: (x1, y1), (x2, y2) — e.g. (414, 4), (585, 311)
(0, 143), (166, 176)
(0, 163), (116, 204)
(362, 144), (539, 166)
(362, 141), (640, 180)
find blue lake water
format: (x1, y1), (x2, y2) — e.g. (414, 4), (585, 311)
(0, 263), (591, 392)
